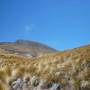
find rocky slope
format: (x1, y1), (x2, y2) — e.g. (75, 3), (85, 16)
(0, 45), (90, 90)
(0, 40), (57, 57)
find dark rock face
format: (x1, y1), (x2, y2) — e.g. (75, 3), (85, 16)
(9, 77), (63, 90)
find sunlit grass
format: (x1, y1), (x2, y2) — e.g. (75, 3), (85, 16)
(0, 45), (90, 89)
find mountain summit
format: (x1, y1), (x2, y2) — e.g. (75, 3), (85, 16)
(0, 40), (57, 57)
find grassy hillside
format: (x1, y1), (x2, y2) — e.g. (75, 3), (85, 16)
(0, 45), (90, 90)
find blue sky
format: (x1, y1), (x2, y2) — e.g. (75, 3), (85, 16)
(0, 0), (90, 50)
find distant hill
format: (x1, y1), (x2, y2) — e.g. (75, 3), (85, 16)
(0, 40), (58, 57)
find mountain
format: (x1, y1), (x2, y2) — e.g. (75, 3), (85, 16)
(0, 44), (90, 90)
(0, 40), (57, 57)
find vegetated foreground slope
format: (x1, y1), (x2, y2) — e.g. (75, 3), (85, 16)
(0, 45), (90, 90)
(0, 40), (57, 57)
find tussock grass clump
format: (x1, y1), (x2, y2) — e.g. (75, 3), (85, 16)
(0, 45), (90, 90)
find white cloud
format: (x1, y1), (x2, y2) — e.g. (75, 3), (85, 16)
(25, 24), (34, 33)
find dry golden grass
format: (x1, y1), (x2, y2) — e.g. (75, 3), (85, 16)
(0, 45), (90, 90)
